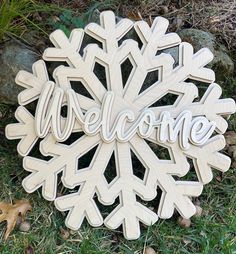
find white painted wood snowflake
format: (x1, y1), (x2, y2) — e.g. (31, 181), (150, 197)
(5, 11), (236, 239)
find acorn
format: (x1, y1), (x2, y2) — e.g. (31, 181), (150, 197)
(19, 221), (31, 232)
(178, 217), (191, 228)
(144, 246), (157, 254)
(159, 6), (168, 15)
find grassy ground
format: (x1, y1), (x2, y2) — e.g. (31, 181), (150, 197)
(0, 0), (236, 253)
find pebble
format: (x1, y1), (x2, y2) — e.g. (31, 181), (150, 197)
(178, 217), (191, 228)
(19, 221), (31, 232)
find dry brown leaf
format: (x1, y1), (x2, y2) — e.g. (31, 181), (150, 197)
(127, 11), (143, 21)
(0, 199), (32, 241)
(60, 227), (70, 240)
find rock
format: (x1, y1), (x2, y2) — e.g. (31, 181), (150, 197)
(233, 150), (236, 160)
(178, 217), (191, 228)
(162, 46), (179, 66)
(228, 145), (236, 156)
(0, 41), (38, 105)
(179, 29), (215, 52)
(224, 131), (236, 146)
(178, 29), (234, 81)
(213, 49), (234, 80)
(232, 161), (236, 168)
(88, 9), (122, 24)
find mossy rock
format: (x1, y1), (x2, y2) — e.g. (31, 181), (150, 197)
(179, 29), (234, 81)
(0, 41), (39, 105)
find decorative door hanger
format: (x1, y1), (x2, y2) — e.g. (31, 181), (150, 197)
(6, 11), (236, 240)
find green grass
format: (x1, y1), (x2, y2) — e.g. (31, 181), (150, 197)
(0, 0), (42, 41)
(0, 0), (68, 42)
(0, 104), (235, 254)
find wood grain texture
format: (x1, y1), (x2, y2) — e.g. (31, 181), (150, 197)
(5, 11), (236, 240)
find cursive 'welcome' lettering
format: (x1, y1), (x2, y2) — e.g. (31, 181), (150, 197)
(35, 82), (216, 149)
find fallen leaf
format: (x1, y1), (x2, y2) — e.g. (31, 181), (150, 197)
(127, 11), (143, 21)
(60, 227), (70, 240)
(52, 16), (60, 23)
(0, 199), (32, 241)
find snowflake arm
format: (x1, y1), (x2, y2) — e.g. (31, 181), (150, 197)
(148, 132), (231, 184)
(85, 10), (133, 52)
(133, 42), (215, 109)
(85, 11), (133, 96)
(16, 60), (49, 105)
(124, 17), (181, 101)
(130, 135), (203, 219)
(55, 191), (103, 229)
(183, 135), (231, 184)
(43, 29), (84, 68)
(187, 84), (236, 133)
(5, 106), (38, 156)
(55, 141), (115, 228)
(43, 30), (107, 104)
(151, 83), (236, 133)
(22, 134), (100, 201)
(104, 142), (158, 240)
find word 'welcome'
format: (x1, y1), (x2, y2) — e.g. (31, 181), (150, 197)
(35, 82), (216, 150)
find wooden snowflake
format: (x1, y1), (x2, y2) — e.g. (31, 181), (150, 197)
(5, 11), (236, 240)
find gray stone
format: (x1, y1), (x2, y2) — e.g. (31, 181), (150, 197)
(0, 41), (38, 104)
(1, 24), (233, 106)
(178, 29), (215, 52)
(178, 29), (234, 81)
